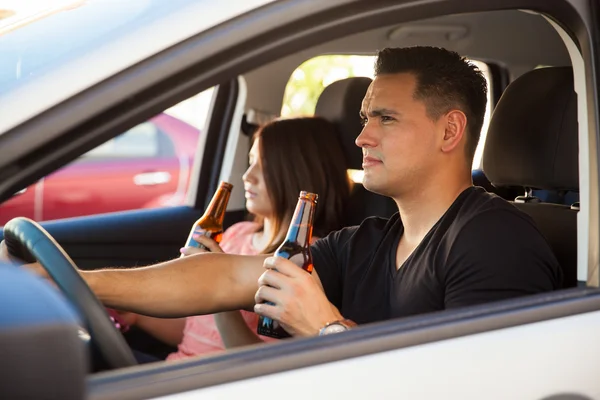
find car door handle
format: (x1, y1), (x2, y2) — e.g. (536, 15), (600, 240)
(133, 171), (171, 186)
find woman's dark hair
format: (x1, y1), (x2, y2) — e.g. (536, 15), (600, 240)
(253, 117), (350, 253)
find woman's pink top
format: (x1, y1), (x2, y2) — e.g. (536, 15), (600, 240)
(167, 221), (277, 360)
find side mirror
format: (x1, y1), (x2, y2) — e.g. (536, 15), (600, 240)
(0, 266), (88, 399)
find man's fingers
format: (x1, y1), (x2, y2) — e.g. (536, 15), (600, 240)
(263, 256), (306, 277)
(254, 285), (280, 305)
(191, 234), (223, 253)
(253, 301), (279, 320)
(21, 262), (60, 291)
(22, 262), (50, 280)
(0, 240), (21, 265)
(257, 269), (286, 290)
(0, 240), (10, 263)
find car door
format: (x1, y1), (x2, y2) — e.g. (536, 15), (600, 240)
(1, 0), (599, 399)
(82, 1), (598, 398)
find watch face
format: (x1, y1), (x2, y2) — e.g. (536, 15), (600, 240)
(322, 323), (348, 335)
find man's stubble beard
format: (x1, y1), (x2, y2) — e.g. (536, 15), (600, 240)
(363, 168), (423, 200)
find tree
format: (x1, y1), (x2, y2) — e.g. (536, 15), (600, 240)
(281, 55), (375, 117)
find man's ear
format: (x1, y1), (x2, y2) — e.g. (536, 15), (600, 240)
(441, 110), (467, 153)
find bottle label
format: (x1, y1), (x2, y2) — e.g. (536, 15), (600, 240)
(257, 308), (290, 339)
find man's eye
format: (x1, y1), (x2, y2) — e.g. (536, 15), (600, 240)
(360, 118), (367, 126)
(381, 116), (394, 123)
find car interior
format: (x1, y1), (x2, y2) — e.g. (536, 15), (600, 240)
(0, 1), (595, 398)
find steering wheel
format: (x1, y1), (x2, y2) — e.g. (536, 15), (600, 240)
(3, 217), (137, 369)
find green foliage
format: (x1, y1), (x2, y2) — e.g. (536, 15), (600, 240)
(281, 55), (375, 117)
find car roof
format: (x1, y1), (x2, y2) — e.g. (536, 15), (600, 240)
(0, 0), (276, 136)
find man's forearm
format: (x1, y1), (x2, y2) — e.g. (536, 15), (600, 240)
(84, 253), (267, 318)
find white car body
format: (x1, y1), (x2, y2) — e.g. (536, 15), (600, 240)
(0, 1), (598, 399)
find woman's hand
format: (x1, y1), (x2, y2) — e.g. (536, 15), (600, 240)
(179, 234), (224, 256)
(111, 310), (138, 327)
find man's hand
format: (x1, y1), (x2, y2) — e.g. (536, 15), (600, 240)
(1, 240), (54, 284)
(254, 256), (342, 337)
(0, 240), (19, 265)
(179, 234), (224, 256)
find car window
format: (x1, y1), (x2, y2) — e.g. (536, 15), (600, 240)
(281, 55), (493, 171)
(0, 87), (214, 225)
(83, 122), (160, 159)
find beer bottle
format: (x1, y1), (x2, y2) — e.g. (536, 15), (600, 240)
(257, 191), (317, 339)
(181, 181), (233, 257)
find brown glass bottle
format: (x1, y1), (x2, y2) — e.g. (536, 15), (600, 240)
(257, 191), (318, 339)
(180, 181), (233, 257)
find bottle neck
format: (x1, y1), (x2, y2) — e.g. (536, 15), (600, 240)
(202, 186), (231, 225)
(283, 198), (316, 248)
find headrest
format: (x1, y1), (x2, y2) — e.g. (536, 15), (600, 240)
(315, 77), (372, 170)
(483, 67), (578, 191)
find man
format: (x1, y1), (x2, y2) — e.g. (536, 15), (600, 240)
(1, 46), (562, 337)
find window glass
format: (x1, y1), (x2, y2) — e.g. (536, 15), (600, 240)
(0, 87), (214, 224)
(84, 122), (159, 159)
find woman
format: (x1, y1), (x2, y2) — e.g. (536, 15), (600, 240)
(123, 116), (351, 360)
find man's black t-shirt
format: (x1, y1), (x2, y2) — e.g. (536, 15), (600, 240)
(311, 187), (563, 324)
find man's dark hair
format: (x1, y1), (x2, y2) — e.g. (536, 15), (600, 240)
(375, 46), (488, 164)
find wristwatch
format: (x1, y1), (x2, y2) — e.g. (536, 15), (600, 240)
(319, 319), (357, 336)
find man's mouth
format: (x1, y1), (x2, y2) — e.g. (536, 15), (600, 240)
(362, 155), (382, 168)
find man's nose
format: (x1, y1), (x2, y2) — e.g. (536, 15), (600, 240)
(355, 123), (377, 149)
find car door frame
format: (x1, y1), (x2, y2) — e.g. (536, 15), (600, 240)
(88, 288), (600, 400)
(87, 0), (600, 398)
(0, 0), (598, 398)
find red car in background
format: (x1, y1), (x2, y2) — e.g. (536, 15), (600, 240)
(0, 113), (200, 225)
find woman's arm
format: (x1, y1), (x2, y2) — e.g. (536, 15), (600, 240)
(124, 314), (187, 347)
(213, 312), (263, 348)
(181, 235), (264, 348)
(210, 235), (322, 349)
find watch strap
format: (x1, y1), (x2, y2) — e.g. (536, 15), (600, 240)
(319, 318), (357, 335)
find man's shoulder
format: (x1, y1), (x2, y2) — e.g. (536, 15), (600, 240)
(453, 187), (535, 232)
(442, 187), (546, 251)
(439, 188), (562, 293)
